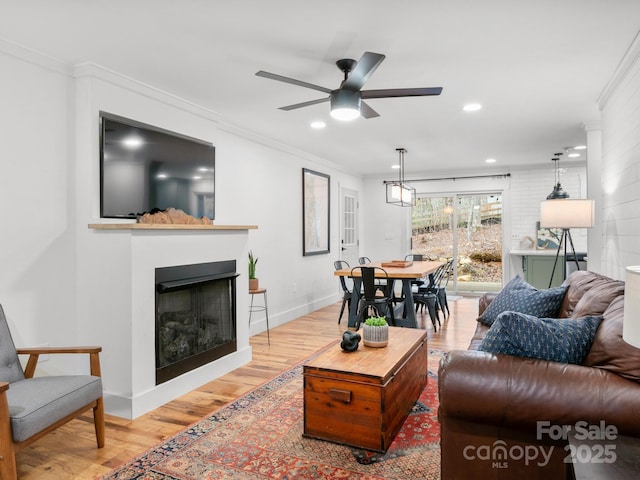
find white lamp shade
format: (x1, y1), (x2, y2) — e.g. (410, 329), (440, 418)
(624, 266), (640, 348)
(539, 199), (594, 228)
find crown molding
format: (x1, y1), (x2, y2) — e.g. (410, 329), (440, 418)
(0, 36), (72, 76)
(598, 30), (640, 109)
(73, 62), (222, 124)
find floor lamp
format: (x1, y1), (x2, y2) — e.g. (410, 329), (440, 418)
(539, 199), (594, 288)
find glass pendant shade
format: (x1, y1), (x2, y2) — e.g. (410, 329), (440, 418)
(546, 183), (570, 199)
(386, 182), (416, 207)
(546, 154), (569, 199)
(386, 148), (415, 207)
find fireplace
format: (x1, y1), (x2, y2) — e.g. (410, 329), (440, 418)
(155, 261), (238, 385)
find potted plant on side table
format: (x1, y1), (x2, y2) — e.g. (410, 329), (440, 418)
(248, 250), (259, 291)
(362, 316), (389, 348)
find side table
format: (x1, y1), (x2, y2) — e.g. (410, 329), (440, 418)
(249, 288), (270, 345)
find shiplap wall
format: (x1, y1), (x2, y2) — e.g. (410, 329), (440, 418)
(599, 32), (640, 280)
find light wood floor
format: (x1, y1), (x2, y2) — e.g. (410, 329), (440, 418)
(15, 297), (479, 479)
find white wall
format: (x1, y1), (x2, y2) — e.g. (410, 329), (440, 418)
(214, 126), (364, 321)
(598, 32), (640, 280)
(0, 43), (78, 360)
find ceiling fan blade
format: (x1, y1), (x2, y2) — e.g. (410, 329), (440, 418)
(341, 52), (385, 91)
(279, 97), (330, 111)
(360, 101), (380, 119)
(256, 71), (333, 94)
(361, 87), (443, 99)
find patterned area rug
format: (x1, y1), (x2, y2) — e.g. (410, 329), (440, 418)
(102, 349), (444, 480)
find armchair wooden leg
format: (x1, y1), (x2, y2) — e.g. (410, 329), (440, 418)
(0, 386), (17, 480)
(93, 397), (105, 448)
(0, 447), (17, 480)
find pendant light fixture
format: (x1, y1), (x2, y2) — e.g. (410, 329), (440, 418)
(386, 148), (416, 207)
(546, 153), (569, 199)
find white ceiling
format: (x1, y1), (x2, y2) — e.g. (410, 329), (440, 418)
(2, 1), (640, 177)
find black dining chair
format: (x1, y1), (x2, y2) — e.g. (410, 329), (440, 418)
(414, 259), (453, 329)
(350, 266), (394, 330)
(405, 253), (434, 261)
(358, 256), (389, 295)
(413, 259), (449, 331)
(405, 254), (432, 287)
(413, 288), (440, 331)
(435, 258), (454, 318)
(334, 260), (352, 325)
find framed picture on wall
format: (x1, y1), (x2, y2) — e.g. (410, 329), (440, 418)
(536, 221), (562, 250)
(302, 168), (330, 256)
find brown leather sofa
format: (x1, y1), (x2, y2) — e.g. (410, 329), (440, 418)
(438, 270), (640, 479)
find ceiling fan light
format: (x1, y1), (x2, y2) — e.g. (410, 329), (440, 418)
(330, 90), (361, 121)
(330, 107), (360, 121)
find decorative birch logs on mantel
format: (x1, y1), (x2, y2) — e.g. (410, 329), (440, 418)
(137, 208), (212, 225)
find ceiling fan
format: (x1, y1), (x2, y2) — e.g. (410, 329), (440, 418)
(256, 51), (443, 121)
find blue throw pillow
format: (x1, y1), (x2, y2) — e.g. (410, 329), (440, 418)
(478, 311), (602, 364)
(478, 275), (567, 327)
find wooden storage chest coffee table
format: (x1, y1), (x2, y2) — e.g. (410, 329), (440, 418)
(303, 327), (428, 452)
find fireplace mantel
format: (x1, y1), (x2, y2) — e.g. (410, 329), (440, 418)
(88, 223), (257, 231)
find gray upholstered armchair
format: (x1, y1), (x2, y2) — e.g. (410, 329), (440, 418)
(0, 304), (104, 479)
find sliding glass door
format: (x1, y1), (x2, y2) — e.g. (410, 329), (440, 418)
(412, 193), (503, 294)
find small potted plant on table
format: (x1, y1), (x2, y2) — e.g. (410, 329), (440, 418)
(248, 250), (259, 291)
(362, 316), (389, 348)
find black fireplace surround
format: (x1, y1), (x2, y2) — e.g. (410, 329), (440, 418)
(155, 261), (238, 385)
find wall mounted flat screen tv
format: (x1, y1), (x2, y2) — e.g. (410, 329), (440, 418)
(100, 112), (215, 220)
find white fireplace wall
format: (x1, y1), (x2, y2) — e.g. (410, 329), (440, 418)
(74, 67), (256, 418)
(82, 229), (251, 418)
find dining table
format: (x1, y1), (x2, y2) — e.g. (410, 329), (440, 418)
(333, 260), (444, 329)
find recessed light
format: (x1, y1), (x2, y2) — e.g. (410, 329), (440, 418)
(568, 153), (580, 158)
(392, 165), (400, 169)
(156, 173), (167, 179)
(485, 158), (497, 163)
(574, 145), (587, 150)
(122, 136), (143, 149)
(463, 103), (482, 112)
(310, 120), (326, 129)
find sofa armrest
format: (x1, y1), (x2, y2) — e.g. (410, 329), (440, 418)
(478, 292), (497, 316)
(439, 350), (640, 437)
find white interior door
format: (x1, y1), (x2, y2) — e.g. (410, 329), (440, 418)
(341, 188), (359, 267)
